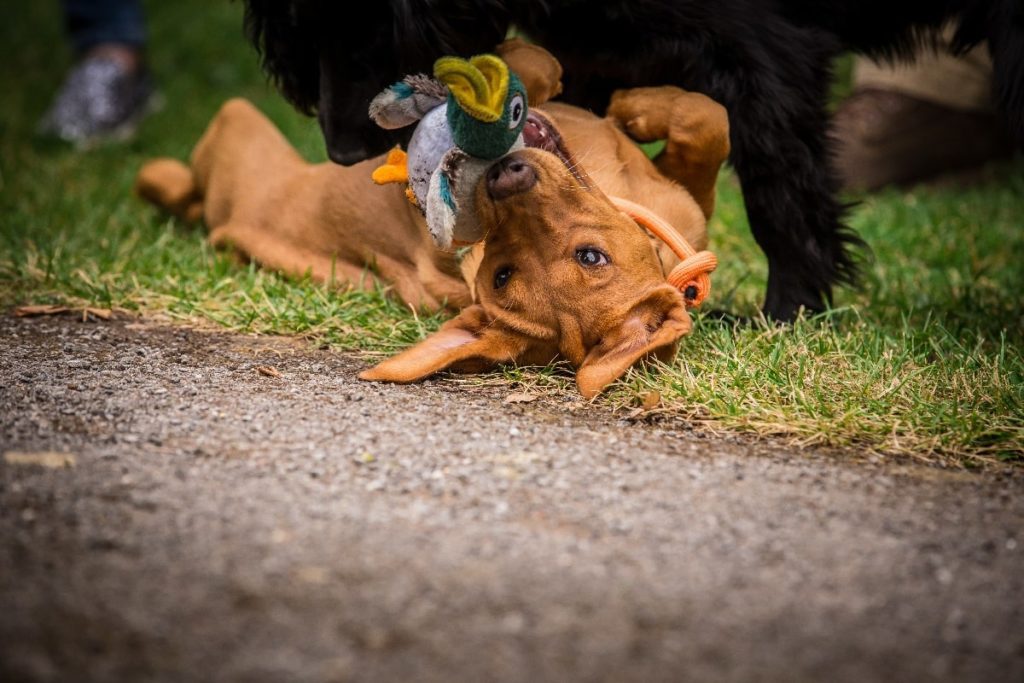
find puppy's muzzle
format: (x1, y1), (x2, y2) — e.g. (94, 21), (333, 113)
(486, 155), (537, 200)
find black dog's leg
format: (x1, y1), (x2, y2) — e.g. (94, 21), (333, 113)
(726, 69), (864, 321)
(733, 133), (859, 320)
(554, 44), (864, 321)
(984, 0), (1024, 141)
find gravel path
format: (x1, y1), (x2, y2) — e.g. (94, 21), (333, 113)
(1, 314), (1022, 682)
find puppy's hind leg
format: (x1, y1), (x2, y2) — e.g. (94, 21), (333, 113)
(209, 221), (381, 293)
(496, 38), (564, 107)
(135, 158), (203, 223)
(607, 87), (730, 220)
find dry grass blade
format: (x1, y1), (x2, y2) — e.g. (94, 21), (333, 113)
(14, 304), (114, 320)
(15, 304), (71, 317)
(4, 451), (77, 468)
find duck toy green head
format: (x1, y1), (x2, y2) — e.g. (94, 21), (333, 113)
(368, 54), (529, 249)
(436, 55), (528, 158)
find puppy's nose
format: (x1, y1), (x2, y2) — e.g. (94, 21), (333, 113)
(486, 156), (537, 200)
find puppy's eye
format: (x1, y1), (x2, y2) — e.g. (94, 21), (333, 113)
(493, 265), (513, 289)
(507, 94), (525, 130)
(575, 247), (610, 267)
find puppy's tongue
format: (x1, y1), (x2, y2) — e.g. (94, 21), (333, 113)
(522, 111), (586, 186)
(523, 117), (558, 154)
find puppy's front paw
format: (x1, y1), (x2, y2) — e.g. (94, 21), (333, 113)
(666, 93), (731, 164)
(607, 86), (687, 141)
(608, 87), (730, 163)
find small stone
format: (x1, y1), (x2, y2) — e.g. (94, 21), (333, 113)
(256, 365), (282, 378)
(641, 391), (661, 411)
(354, 452), (376, 465)
(504, 392), (537, 404)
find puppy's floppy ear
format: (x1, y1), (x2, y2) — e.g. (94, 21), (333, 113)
(359, 305), (527, 384)
(576, 287), (692, 399)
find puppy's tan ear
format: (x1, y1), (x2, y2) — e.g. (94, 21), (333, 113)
(576, 287), (692, 399)
(359, 305), (527, 384)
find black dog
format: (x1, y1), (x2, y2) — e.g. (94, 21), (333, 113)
(242, 0), (1023, 321)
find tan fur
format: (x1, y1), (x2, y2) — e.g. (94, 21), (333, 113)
(496, 38), (564, 107)
(135, 48), (729, 396)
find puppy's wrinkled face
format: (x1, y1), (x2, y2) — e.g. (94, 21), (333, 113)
(361, 115), (692, 397)
(474, 147), (691, 377)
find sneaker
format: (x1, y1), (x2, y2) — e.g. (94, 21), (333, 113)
(38, 54), (156, 148)
(831, 88), (1013, 191)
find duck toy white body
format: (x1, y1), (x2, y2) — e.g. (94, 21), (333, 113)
(368, 54), (529, 249)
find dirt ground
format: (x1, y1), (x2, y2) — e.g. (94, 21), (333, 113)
(1, 313), (1022, 682)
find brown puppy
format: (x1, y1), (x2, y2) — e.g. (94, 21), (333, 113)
(136, 45), (729, 397)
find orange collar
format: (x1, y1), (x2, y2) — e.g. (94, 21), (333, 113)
(610, 196), (718, 308)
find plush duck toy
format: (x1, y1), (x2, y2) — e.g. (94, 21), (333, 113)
(369, 54), (529, 249)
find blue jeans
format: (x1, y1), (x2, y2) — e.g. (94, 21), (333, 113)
(63, 0), (147, 54)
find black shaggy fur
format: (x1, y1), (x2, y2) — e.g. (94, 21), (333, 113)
(243, 0), (1023, 320)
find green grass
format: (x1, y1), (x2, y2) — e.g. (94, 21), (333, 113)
(2, 1), (1022, 465)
